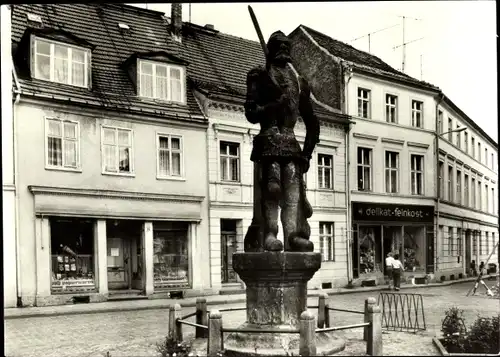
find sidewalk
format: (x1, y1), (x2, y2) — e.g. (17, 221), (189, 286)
(4, 276), (484, 319)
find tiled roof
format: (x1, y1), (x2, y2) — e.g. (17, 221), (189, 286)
(11, 4), (205, 123)
(297, 25), (440, 92)
(11, 4), (348, 125)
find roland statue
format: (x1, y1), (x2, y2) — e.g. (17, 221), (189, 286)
(244, 30), (320, 253)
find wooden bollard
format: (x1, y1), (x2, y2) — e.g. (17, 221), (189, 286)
(207, 309), (223, 357)
(196, 297), (208, 338)
(299, 310), (316, 356)
(364, 297), (377, 341)
(366, 304), (383, 356)
(168, 303), (183, 342)
(324, 302), (331, 328)
(317, 293), (327, 328)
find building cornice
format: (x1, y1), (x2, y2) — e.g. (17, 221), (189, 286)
(28, 186), (205, 203)
(407, 141), (430, 149)
(381, 137), (405, 146)
(353, 133), (378, 141)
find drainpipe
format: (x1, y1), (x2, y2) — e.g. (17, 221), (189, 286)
(13, 61), (22, 306)
(435, 91), (444, 275)
(343, 63), (354, 286)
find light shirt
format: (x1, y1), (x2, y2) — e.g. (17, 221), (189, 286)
(385, 256), (394, 267)
(392, 259), (404, 270)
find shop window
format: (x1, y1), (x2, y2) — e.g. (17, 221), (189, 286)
(220, 141), (240, 182)
(358, 226), (382, 274)
(319, 222), (335, 261)
(50, 218), (95, 293)
(153, 222), (190, 289)
(317, 154), (333, 189)
(357, 147), (372, 191)
(403, 226), (425, 272)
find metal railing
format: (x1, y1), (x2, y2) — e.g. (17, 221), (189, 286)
(167, 294), (383, 356)
(377, 292), (426, 333)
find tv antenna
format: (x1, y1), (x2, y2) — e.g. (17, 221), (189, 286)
(393, 15), (423, 72)
(351, 24), (399, 53)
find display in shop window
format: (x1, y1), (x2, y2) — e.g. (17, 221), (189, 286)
(50, 218), (96, 292)
(153, 226), (190, 288)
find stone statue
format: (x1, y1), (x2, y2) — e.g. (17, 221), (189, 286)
(243, 30), (320, 253)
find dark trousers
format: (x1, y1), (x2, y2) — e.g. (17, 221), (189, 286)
(385, 267), (393, 284)
(392, 268), (402, 289)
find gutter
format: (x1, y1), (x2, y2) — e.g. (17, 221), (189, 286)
(12, 58), (22, 306)
(343, 63), (355, 286)
(435, 91), (445, 273)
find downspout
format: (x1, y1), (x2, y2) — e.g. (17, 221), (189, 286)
(13, 59), (23, 307)
(435, 91), (444, 276)
(344, 63), (354, 286)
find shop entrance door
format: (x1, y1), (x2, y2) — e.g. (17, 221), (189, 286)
(107, 237), (131, 290)
(221, 219), (238, 284)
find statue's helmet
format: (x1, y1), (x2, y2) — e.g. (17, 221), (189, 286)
(266, 30), (291, 63)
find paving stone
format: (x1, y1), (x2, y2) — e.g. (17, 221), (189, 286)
(5, 282), (498, 356)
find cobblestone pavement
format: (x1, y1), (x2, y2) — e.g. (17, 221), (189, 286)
(5, 282), (498, 357)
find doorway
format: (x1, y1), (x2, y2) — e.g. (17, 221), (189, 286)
(221, 219), (239, 284)
(465, 230), (472, 274)
(106, 220), (143, 291)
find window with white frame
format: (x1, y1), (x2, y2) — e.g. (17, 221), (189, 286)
(493, 233), (496, 253)
(456, 169), (462, 205)
(46, 118), (79, 169)
(485, 232), (489, 255)
(385, 151), (399, 193)
(491, 153), (495, 171)
(464, 132), (468, 154)
(456, 124), (461, 149)
(456, 228), (462, 256)
(479, 232), (485, 255)
(448, 118), (453, 141)
(492, 187), (495, 214)
(472, 231), (477, 255)
(439, 161), (445, 199)
(485, 148), (488, 166)
(478, 142), (482, 162)
(438, 110), (444, 134)
(448, 227), (453, 256)
(464, 174), (469, 207)
(411, 100), (423, 128)
(447, 165), (453, 201)
(410, 154), (424, 195)
(319, 222), (335, 261)
(478, 181), (482, 210)
(385, 94), (397, 123)
(220, 141), (240, 182)
(471, 137), (475, 158)
(357, 147), (372, 191)
(357, 88), (370, 118)
(317, 154), (333, 189)
(439, 225), (445, 255)
(138, 60), (185, 103)
(33, 37), (90, 88)
(102, 127), (133, 174)
(471, 177), (476, 209)
(485, 184), (489, 213)
(157, 135), (182, 178)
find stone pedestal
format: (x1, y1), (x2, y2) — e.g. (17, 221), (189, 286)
(224, 252), (345, 356)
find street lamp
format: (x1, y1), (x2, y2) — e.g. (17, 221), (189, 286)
(438, 126), (467, 138)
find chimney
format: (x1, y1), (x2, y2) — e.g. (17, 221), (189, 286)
(205, 24), (214, 30)
(171, 3), (182, 42)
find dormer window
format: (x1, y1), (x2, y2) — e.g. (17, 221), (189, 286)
(138, 60), (185, 104)
(32, 37), (90, 88)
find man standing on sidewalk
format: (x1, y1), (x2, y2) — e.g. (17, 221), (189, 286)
(385, 252), (394, 290)
(391, 254), (404, 291)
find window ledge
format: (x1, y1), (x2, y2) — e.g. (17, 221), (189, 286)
(219, 180), (242, 186)
(45, 166), (82, 173)
(317, 188), (335, 192)
(156, 176), (186, 182)
(138, 97), (187, 106)
(102, 172), (135, 178)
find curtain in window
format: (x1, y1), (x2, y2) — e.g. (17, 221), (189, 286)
(171, 137), (181, 175)
(35, 40), (51, 80)
(54, 45), (69, 84)
(170, 68), (182, 102)
(103, 129), (117, 172)
(72, 49), (85, 86)
(156, 65), (168, 100)
(158, 137), (170, 176)
(140, 62), (154, 97)
(63, 122), (77, 167)
(48, 120), (63, 166)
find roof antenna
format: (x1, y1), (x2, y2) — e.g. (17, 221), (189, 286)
(145, 3), (148, 10)
(189, 3), (192, 23)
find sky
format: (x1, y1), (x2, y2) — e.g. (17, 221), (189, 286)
(132, 1), (498, 143)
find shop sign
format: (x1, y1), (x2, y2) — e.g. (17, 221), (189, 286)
(352, 202), (434, 223)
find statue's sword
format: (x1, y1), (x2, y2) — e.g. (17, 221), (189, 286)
(248, 5), (269, 59)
